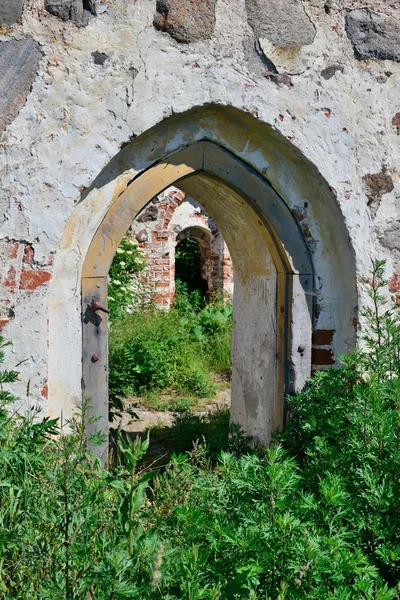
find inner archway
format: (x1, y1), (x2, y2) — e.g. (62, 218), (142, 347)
(48, 105), (357, 461)
(81, 142), (310, 458)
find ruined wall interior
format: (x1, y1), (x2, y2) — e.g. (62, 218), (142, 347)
(0, 0), (399, 432)
(130, 187), (234, 308)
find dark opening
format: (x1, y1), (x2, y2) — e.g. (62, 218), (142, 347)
(175, 237), (208, 298)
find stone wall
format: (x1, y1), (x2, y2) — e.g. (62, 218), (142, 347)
(0, 0), (398, 418)
(130, 187), (234, 308)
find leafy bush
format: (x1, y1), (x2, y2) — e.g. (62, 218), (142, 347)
(108, 234), (147, 321)
(4, 261), (400, 599)
(0, 339), (159, 598)
(109, 298), (232, 405)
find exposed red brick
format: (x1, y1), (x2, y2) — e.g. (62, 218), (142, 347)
(9, 243), (19, 258)
(41, 383), (48, 399)
(4, 266), (17, 288)
(388, 274), (400, 292)
(0, 319), (10, 329)
(23, 244), (35, 263)
(312, 329), (335, 346)
(20, 269), (51, 291)
(312, 347), (335, 366)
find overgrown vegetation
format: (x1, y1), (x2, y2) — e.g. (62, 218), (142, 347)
(175, 237), (208, 297)
(108, 234), (147, 322)
(108, 283), (233, 407)
(2, 261), (400, 598)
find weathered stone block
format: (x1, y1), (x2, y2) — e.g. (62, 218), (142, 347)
(245, 0), (316, 48)
(153, 0), (216, 43)
(345, 9), (400, 62)
(0, 0), (25, 25)
(137, 204), (158, 222)
(44, 0), (96, 24)
(0, 38), (42, 134)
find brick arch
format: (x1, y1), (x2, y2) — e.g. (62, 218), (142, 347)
(131, 190), (233, 307)
(49, 105), (357, 460)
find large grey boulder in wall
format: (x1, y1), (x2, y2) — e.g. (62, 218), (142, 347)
(0, 38), (42, 134)
(346, 9), (400, 62)
(0, 0), (25, 25)
(245, 0), (316, 48)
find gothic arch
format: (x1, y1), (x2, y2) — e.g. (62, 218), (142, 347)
(49, 105), (357, 459)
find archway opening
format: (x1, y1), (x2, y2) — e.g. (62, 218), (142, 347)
(49, 105), (357, 463)
(107, 192), (235, 453)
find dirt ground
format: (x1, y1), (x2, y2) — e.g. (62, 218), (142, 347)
(113, 387), (231, 435)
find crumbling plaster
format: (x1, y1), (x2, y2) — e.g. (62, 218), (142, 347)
(0, 0), (398, 412)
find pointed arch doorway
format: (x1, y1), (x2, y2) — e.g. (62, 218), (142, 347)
(49, 106), (357, 461)
(81, 141), (312, 459)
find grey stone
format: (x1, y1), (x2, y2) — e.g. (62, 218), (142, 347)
(0, 0), (25, 25)
(243, 38), (278, 76)
(137, 204), (158, 222)
(245, 0), (316, 48)
(321, 65), (344, 80)
(392, 113), (400, 129)
(0, 38), (42, 134)
(379, 221), (400, 251)
(45, 0), (96, 24)
(92, 51), (108, 65)
(345, 9), (400, 62)
(153, 0), (216, 43)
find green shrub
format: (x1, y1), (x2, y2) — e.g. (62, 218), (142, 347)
(5, 261), (400, 599)
(0, 339), (159, 598)
(109, 297), (232, 405)
(108, 234), (147, 322)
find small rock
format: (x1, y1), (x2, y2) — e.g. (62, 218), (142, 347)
(379, 221), (400, 251)
(345, 9), (400, 62)
(44, 0), (96, 25)
(392, 113), (400, 127)
(321, 65), (344, 80)
(136, 229), (148, 243)
(137, 204), (158, 222)
(263, 70), (293, 87)
(0, 38), (42, 133)
(92, 51), (108, 65)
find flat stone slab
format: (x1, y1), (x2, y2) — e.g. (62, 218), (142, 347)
(346, 8), (400, 62)
(246, 0), (316, 48)
(0, 38), (42, 134)
(0, 0), (25, 25)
